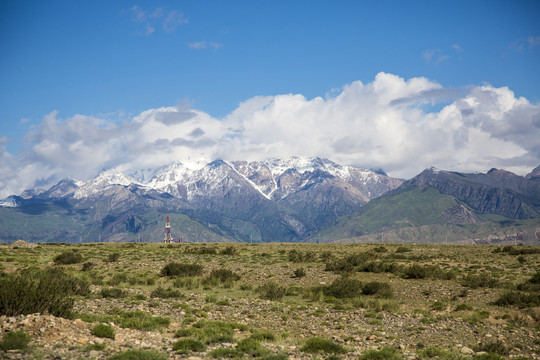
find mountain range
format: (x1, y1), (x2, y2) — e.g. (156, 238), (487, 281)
(1, 157), (539, 245)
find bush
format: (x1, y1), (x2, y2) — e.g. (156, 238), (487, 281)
(54, 250), (83, 265)
(300, 337), (348, 354)
(184, 246), (218, 255)
(161, 262), (203, 277)
(359, 346), (402, 360)
(0, 330), (32, 350)
(256, 281), (287, 301)
(454, 303), (473, 311)
(288, 250), (316, 263)
(91, 324), (115, 339)
(323, 277), (363, 298)
(107, 252), (120, 262)
(462, 273), (499, 288)
(172, 339), (206, 353)
(362, 281), (393, 298)
(293, 267), (306, 278)
(191, 320), (248, 344)
(0, 267), (89, 317)
(150, 287), (182, 299)
(431, 301), (446, 311)
(81, 261), (95, 271)
(372, 246), (388, 253)
(207, 269), (241, 283)
(220, 246), (238, 255)
(100, 287), (127, 299)
(493, 290), (540, 307)
(108, 350), (168, 360)
(395, 246), (411, 253)
(474, 340), (508, 356)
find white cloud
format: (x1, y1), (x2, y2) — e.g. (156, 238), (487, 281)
(422, 49), (449, 64)
(188, 41), (223, 50)
(511, 35), (540, 52)
(1, 73), (539, 198)
(127, 5), (187, 36)
(452, 43), (463, 52)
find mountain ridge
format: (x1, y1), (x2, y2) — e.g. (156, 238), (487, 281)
(0, 157), (404, 243)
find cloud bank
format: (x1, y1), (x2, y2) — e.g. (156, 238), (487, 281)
(1, 72), (539, 197)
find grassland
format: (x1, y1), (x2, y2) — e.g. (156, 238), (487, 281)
(0, 242), (539, 359)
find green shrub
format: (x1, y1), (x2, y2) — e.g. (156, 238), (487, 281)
(81, 261), (95, 271)
(91, 324), (115, 339)
(107, 273), (128, 285)
(454, 303), (473, 311)
(400, 264), (454, 280)
(107, 252), (120, 262)
(362, 281), (393, 298)
(395, 246), (411, 253)
(493, 290), (540, 307)
(100, 287), (127, 299)
(472, 354), (504, 360)
(236, 337), (270, 357)
(191, 320), (248, 344)
(220, 246), (239, 255)
(250, 331), (276, 342)
(207, 269), (241, 283)
(150, 286), (182, 299)
(529, 270), (540, 284)
(359, 346), (402, 360)
(372, 246), (388, 253)
(172, 339), (206, 353)
(0, 267), (89, 317)
(83, 342), (106, 351)
(288, 250), (316, 263)
(54, 250), (83, 265)
(108, 349), (168, 360)
(431, 301), (446, 311)
(161, 262), (203, 277)
(462, 273), (499, 288)
(293, 267), (306, 278)
(209, 347), (239, 358)
(184, 246), (218, 255)
(323, 277), (363, 298)
(256, 281), (287, 300)
(474, 340), (508, 356)
(300, 337), (347, 354)
(0, 330), (32, 350)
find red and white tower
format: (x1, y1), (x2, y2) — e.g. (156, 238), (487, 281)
(163, 215), (173, 243)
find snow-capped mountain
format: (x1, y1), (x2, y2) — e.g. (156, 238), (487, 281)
(74, 171), (138, 199)
(1, 157), (404, 243)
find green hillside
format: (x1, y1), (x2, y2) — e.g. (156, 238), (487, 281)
(315, 185), (540, 244)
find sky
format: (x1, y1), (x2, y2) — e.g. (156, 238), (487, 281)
(0, 0), (539, 197)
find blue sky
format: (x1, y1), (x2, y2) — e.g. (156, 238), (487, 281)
(0, 1), (539, 196)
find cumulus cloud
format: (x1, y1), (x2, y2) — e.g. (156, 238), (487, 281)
(1, 73), (539, 198)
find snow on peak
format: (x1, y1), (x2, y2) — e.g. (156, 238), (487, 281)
(147, 161), (194, 190)
(74, 170), (138, 198)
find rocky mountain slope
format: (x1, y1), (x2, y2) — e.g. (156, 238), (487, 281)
(318, 166), (540, 244)
(0, 157), (403, 243)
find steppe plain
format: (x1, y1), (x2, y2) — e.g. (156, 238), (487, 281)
(0, 242), (539, 359)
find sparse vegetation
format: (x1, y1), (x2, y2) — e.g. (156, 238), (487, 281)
(91, 323), (115, 339)
(256, 281), (287, 300)
(0, 242), (538, 359)
(0, 330), (32, 351)
(108, 350), (168, 360)
(300, 337), (348, 354)
(53, 250), (83, 265)
(0, 267), (89, 317)
(160, 262), (203, 277)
